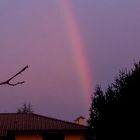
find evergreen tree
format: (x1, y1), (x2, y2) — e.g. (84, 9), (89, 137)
(88, 62), (140, 140)
(87, 86), (105, 140)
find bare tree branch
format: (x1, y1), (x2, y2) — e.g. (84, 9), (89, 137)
(0, 65), (29, 86)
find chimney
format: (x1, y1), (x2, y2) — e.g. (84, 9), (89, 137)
(74, 116), (85, 125)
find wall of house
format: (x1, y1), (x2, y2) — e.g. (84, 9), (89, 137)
(65, 134), (85, 140)
(16, 135), (42, 140)
(15, 134), (86, 140)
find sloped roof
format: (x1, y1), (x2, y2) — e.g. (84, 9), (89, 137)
(0, 113), (87, 137)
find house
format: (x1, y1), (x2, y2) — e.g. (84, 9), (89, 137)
(0, 113), (88, 140)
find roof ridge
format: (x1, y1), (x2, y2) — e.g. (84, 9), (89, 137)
(0, 113), (87, 127)
(0, 113), (17, 115)
(32, 113), (87, 127)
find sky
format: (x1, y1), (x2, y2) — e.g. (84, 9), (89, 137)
(0, 0), (140, 122)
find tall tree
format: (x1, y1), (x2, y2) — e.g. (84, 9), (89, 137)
(88, 62), (140, 140)
(87, 86), (105, 140)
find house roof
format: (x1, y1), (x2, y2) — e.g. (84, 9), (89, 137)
(0, 113), (87, 137)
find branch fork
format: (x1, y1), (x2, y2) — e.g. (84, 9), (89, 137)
(0, 65), (29, 86)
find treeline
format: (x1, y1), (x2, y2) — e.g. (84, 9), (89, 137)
(88, 62), (140, 140)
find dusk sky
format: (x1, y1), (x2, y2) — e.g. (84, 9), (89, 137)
(0, 0), (140, 122)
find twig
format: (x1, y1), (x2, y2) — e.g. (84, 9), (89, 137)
(0, 65), (29, 86)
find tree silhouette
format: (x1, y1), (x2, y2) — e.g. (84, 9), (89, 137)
(0, 65), (29, 86)
(88, 62), (140, 140)
(17, 103), (34, 114)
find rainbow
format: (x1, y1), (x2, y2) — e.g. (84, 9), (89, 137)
(58, 0), (93, 114)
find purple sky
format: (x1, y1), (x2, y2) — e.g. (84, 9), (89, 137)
(0, 0), (140, 122)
